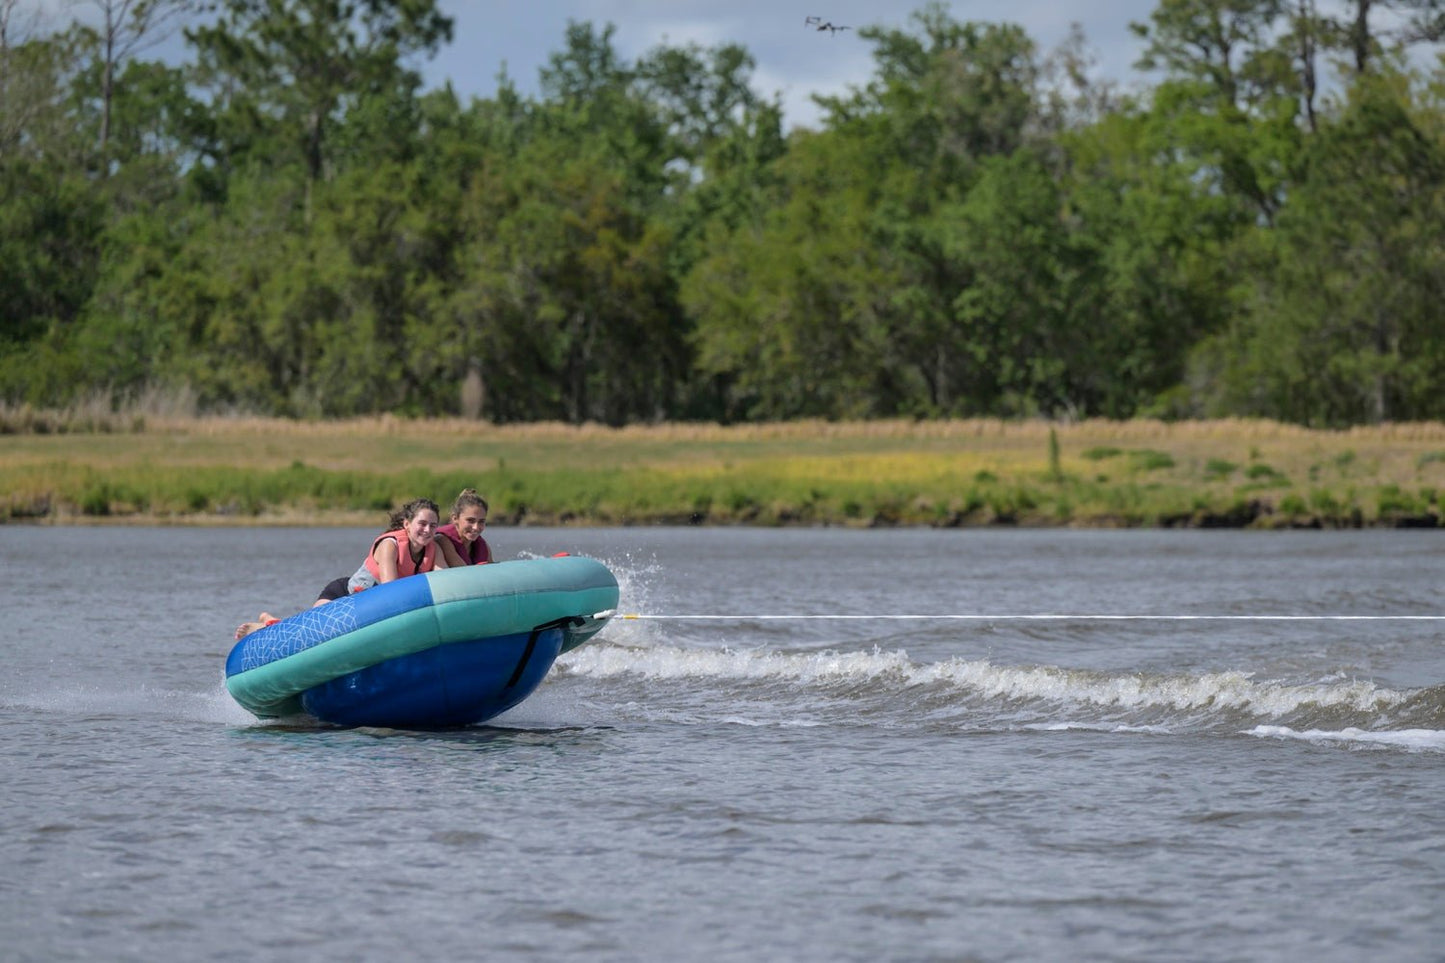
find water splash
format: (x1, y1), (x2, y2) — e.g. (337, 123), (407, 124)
(3, 682), (259, 726)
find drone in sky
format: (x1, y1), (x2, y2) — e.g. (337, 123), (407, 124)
(804, 15), (851, 34)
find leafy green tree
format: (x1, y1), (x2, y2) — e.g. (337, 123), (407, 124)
(684, 124), (898, 420)
(1199, 72), (1445, 423)
(0, 26), (109, 403)
(943, 152), (1089, 416)
(818, 4), (1039, 182)
(634, 39), (759, 167)
(82, 0), (194, 155)
(9, 0), (1445, 427)
(0, 159), (105, 397)
(441, 120), (683, 424)
(185, 0), (451, 188)
(1132, 0), (1303, 225)
(1060, 105), (1246, 417)
(824, 6), (1048, 417)
(634, 36), (779, 288)
(687, 4), (1061, 421)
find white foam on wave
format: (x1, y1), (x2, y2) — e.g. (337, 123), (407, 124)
(1025, 722), (1175, 734)
(559, 642), (1413, 718)
(1248, 725), (1445, 752)
(920, 660), (1403, 715)
(562, 642), (914, 684)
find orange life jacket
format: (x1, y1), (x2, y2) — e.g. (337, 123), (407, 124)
(361, 528), (437, 584)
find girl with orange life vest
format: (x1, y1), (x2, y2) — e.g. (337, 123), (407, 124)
(340, 496), (447, 594)
(234, 498), (448, 640)
(435, 488), (492, 568)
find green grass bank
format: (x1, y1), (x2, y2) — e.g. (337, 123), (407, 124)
(4, 415), (1445, 528)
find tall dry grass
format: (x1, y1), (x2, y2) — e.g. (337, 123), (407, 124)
(0, 384), (203, 435)
(5, 408), (1445, 526)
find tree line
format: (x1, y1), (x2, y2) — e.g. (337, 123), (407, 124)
(2, 0), (1444, 427)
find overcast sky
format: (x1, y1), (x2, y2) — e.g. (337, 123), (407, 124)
(426, 1), (1161, 127)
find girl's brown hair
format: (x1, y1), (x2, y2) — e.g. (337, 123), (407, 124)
(451, 488), (489, 517)
(386, 497), (441, 531)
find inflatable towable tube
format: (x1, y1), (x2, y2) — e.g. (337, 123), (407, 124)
(224, 555), (619, 727)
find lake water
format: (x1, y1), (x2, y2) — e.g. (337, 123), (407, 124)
(3, 526), (1443, 962)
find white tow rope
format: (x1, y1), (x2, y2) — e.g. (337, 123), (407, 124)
(612, 613), (1445, 621)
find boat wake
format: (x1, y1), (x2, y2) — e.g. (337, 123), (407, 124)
(556, 641), (1445, 752)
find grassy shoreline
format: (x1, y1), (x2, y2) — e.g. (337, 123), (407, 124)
(4, 416), (1445, 528)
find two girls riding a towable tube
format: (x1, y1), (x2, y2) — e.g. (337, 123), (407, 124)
(234, 489), (492, 640)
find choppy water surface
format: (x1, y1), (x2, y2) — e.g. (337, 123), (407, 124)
(3, 527), (1443, 962)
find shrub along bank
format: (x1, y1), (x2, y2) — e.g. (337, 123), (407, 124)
(3, 417), (1443, 528)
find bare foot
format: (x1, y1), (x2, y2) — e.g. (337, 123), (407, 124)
(234, 612), (279, 640)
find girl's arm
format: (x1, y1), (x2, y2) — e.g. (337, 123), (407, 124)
(437, 537), (464, 569)
(373, 538), (400, 583)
